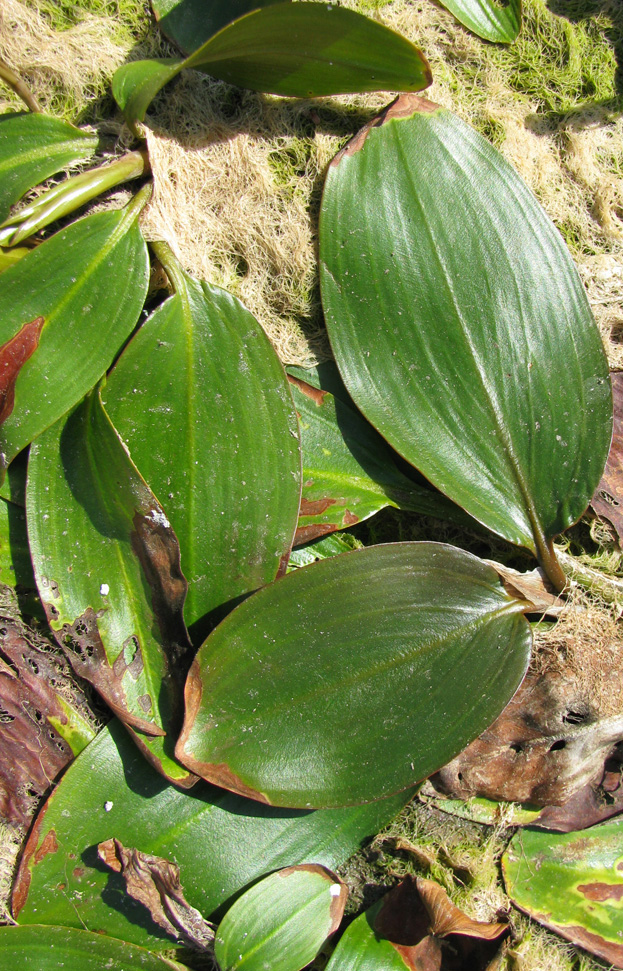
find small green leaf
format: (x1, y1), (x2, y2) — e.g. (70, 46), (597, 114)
(324, 897), (415, 971)
(152, 0), (289, 54)
(288, 368), (477, 544)
(288, 532), (364, 571)
(113, 4), (432, 129)
(320, 96), (611, 589)
(176, 542), (532, 808)
(103, 245), (301, 643)
(0, 188), (150, 473)
(0, 112), (98, 221)
(215, 865), (347, 971)
(503, 820), (623, 966)
(0, 926), (187, 971)
(13, 720), (415, 949)
(438, 0), (521, 43)
(26, 388), (193, 786)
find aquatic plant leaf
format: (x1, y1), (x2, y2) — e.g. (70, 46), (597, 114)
(0, 925), (187, 971)
(288, 369), (476, 544)
(151, 0), (289, 54)
(13, 720), (415, 948)
(0, 495), (40, 615)
(176, 542), (532, 808)
(0, 189), (150, 474)
(0, 112), (98, 221)
(103, 248), (300, 644)
(319, 96), (611, 589)
(113, 4), (432, 128)
(503, 819), (623, 966)
(214, 865), (347, 971)
(26, 389), (193, 786)
(438, 0), (521, 43)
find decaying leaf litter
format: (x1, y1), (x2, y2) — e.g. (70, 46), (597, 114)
(0, 0), (623, 969)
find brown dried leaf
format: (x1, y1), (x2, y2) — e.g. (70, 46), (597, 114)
(373, 876), (508, 971)
(0, 597), (93, 829)
(533, 748), (623, 831)
(415, 878), (507, 941)
(97, 837), (215, 951)
(591, 371), (623, 544)
(484, 561), (565, 616)
(432, 668), (623, 808)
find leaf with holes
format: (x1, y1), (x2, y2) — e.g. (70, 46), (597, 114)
(0, 112), (98, 222)
(288, 367), (476, 545)
(503, 819), (623, 967)
(320, 96), (612, 591)
(0, 188), (150, 476)
(215, 865), (347, 971)
(176, 542), (532, 808)
(0, 607), (95, 828)
(438, 0), (521, 43)
(26, 388), (194, 786)
(103, 245), (300, 644)
(13, 720), (415, 949)
(113, 3), (432, 129)
(151, 0), (289, 54)
(0, 926), (187, 971)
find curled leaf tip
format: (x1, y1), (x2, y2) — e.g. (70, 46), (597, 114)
(331, 94), (440, 166)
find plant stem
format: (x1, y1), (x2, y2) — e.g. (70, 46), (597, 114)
(0, 58), (41, 113)
(534, 534), (567, 594)
(0, 150), (151, 246)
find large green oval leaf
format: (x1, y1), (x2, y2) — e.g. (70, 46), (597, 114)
(176, 542), (532, 808)
(103, 247), (300, 643)
(214, 865), (347, 971)
(13, 720), (415, 949)
(502, 819), (623, 966)
(438, 0), (521, 43)
(288, 367), (476, 544)
(113, 4), (432, 129)
(152, 0), (289, 55)
(26, 389), (193, 786)
(0, 112), (98, 221)
(0, 926), (186, 971)
(0, 189), (150, 473)
(319, 96), (612, 588)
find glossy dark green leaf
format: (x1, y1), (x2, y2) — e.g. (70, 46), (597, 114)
(103, 245), (301, 643)
(176, 542), (532, 808)
(0, 245), (29, 272)
(152, 0), (289, 55)
(438, 0), (521, 43)
(0, 926), (187, 971)
(0, 495), (41, 616)
(0, 188), (150, 474)
(215, 865), (347, 971)
(325, 905), (409, 971)
(288, 368), (477, 544)
(320, 96), (612, 589)
(503, 819), (623, 966)
(0, 112), (98, 221)
(26, 389), (193, 786)
(13, 719), (415, 949)
(113, 4), (432, 129)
